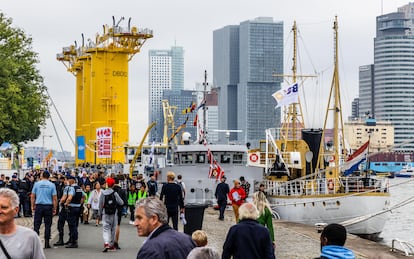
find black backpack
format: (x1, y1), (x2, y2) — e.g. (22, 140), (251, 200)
(104, 192), (117, 215)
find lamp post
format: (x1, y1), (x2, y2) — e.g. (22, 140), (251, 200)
(42, 135), (53, 168)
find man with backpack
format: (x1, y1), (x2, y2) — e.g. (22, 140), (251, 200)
(98, 177), (124, 252)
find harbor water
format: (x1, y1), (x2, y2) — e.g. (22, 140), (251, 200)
(379, 177), (414, 247)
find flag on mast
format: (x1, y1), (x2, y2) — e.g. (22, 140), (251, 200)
(343, 140), (370, 176)
(272, 82), (299, 108)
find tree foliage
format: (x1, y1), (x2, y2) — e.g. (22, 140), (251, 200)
(0, 13), (49, 146)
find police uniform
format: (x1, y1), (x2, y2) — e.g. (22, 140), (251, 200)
(65, 182), (83, 248)
(54, 184), (70, 246)
(18, 176), (32, 217)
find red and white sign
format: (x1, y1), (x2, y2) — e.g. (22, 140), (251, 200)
(247, 152), (261, 166)
(96, 127), (112, 159)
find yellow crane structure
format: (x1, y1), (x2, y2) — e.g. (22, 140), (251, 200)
(162, 100), (178, 145)
(57, 17), (152, 165)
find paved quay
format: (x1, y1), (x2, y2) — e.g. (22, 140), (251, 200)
(15, 207), (407, 258)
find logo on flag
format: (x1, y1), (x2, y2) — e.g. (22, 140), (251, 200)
(272, 82), (299, 108)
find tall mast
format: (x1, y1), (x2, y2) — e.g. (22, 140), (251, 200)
(280, 21), (305, 146)
(317, 16), (346, 177)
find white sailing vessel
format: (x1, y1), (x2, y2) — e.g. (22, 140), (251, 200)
(249, 17), (390, 239)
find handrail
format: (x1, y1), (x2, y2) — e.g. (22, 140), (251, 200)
(391, 238), (414, 256)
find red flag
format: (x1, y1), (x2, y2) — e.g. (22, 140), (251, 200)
(214, 160), (224, 180)
(193, 114), (198, 126)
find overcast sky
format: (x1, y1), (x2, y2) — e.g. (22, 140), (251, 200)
(1, 0), (409, 154)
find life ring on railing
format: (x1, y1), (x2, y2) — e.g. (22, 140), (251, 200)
(249, 153), (259, 163)
(328, 155), (335, 163)
(327, 179), (334, 191)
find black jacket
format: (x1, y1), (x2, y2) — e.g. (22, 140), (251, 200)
(222, 219), (275, 259)
(215, 182), (230, 201)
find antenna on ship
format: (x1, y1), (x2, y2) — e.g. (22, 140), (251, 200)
(202, 70), (208, 144)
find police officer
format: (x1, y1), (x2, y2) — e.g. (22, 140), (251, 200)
(63, 176), (85, 248)
(18, 173), (33, 217)
(54, 176), (70, 246)
(31, 170), (57, 249)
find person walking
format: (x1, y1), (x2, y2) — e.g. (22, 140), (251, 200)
(127, 183), (138, 224)
(54, 176), (71, 246)
(63, 175), (85, 248)
(147, 174), (158, 196)
(88, 181), (102, 226)
(98, 177), (124, 252)
(134, 197), (195, 258)
(82, 184), (91, 224)
(17, 173), (33, 217)
(31, 170), (57, 249)
(222, 203), (275, 259)
(252, 191), (275, 246)
(176, 174), (186, 200)
(228, 179), (246, 223)
(113, 176), (128, 250)
(160, 171), (184, 230)
(239, 176), (250, 201)
(0, 188), (45, 258)
(215, 175), (229, 221)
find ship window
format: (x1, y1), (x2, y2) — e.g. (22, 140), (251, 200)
(220, 154), (231, 164)
(233, 154), (243, 164)
(181, 154), (193, 164)
(196, 154), (205, 164)
(396, 163), (401, 166)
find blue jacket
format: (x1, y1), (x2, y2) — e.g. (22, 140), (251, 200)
(222, 219), (275, 259)
(137, 224), (195, 259)
(319, 245), (355, 259)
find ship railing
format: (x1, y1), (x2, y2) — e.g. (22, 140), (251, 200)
(391, 238), (414, 256)
(263, 176), (389, 197)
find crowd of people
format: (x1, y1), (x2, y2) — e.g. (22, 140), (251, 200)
(0, 168), (356, 258)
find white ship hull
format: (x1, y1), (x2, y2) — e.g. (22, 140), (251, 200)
(269, 193), (390, 237)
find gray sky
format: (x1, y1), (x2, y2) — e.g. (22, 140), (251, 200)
(1, 0), (408, 154)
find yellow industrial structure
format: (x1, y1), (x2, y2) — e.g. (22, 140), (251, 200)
(57, 17), (153, 165)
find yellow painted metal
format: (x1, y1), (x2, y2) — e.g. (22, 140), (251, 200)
(57, 18), (153, 165)
(129, 122), (156, 177)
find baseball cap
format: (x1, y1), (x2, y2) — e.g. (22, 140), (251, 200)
(106, 177), (115, 187)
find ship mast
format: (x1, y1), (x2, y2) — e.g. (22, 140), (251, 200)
(317, 16), (347, 177)
(280, 21), (305, 144)
(202, 70), (208, 144)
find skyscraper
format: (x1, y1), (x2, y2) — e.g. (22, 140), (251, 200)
(358, 64), (375, 118)
(373, 4), (414, 150)
(148, 46), (184, 142)
(213, 17), (283, 146)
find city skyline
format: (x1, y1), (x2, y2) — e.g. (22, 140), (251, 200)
(1, 0), (409, 154)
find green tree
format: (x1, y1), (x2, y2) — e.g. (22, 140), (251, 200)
(0, 13), (49, 146)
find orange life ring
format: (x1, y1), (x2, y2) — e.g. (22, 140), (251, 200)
(328, 155), (335, 163)
(328, 179), (334, 190)
(249, 153), (259, 163)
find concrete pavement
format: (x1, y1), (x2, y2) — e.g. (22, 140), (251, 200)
(15, 207), (409, 258)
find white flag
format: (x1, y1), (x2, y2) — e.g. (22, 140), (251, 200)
(272, 82), (299, 108)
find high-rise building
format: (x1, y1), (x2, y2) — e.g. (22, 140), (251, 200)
(358, 65), (375, 118)
(373, 4), (414, 150)
(148, 46), (184, 142)
(350, 98), (360, 120)
(213, 17), (283, 146)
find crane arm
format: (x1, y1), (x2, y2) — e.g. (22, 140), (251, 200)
(129, 122), (156, 178)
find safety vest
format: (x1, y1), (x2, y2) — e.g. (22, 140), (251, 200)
(128, 192), (137, 206)
(84, 191), (90, 204)
(138, 190), (147, 200)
